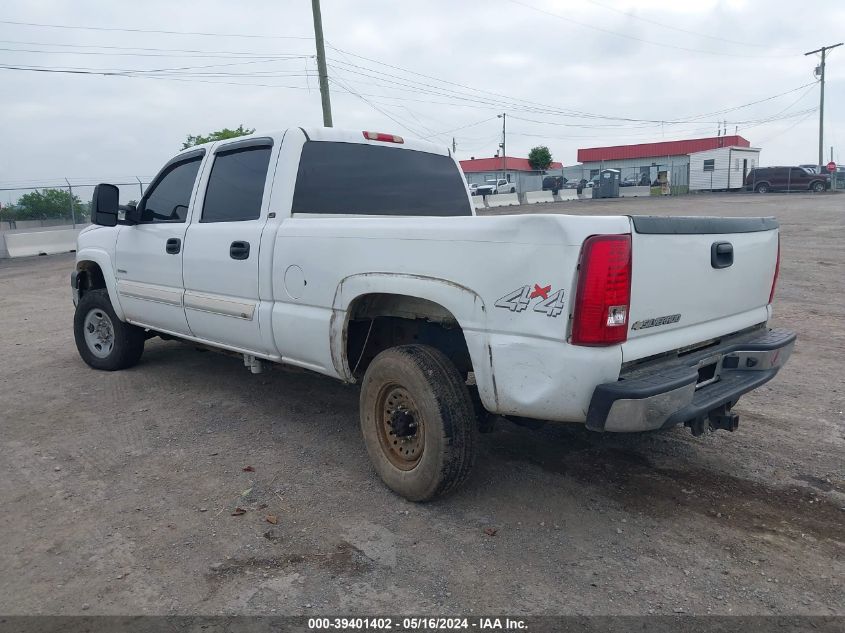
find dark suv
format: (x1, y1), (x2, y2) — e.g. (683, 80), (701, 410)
(542, 175), (565, 194)
(746, 166), (829, 193)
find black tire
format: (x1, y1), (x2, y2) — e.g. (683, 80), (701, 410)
(74, 288), (145, 371)
(509, 187), (516, 194)
(359, 345), (477, 501)
(755, 182), (770, 194)
(811, 181), (825, 192)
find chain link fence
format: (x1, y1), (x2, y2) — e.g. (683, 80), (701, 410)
(0, 179), (150, 231)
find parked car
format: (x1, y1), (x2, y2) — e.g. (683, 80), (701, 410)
(468, 183), (479, 196)
(73, 126), (794, 501)
(542, 175), (565, 194)
(746, 166), (830, 193)
(482, 178), (515, 194)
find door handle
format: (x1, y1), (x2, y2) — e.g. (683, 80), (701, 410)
(230, 241), (250, 260)
(165, 238), (181, 254)
(711, 241), (733, 269)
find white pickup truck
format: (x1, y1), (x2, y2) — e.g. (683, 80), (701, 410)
(72, 127), (795, 501)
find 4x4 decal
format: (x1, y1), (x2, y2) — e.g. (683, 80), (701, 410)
(495, 284), (565, 317)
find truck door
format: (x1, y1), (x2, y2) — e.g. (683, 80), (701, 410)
(114, 150), (205, 336)
(181, 138), (275, 354)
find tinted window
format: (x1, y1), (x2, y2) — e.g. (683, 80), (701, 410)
(141, 157), (202, 223)
(291, 142), (471, 216)
(201, 146), (272, 223)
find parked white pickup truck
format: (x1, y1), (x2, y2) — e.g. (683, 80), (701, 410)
(72, 127), (795, 501)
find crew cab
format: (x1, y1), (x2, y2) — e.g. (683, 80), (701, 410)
(72, 127), (795, 501)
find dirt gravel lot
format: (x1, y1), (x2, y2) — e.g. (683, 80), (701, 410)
(0, 192), (842, 616)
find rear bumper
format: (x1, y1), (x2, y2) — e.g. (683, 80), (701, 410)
(586, 327), (796, 432)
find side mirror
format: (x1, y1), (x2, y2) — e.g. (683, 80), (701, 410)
(124, 203), (142, 224)
(90, 184), (119, 227)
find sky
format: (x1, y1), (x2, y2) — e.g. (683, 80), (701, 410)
(0, 0), (843, 202)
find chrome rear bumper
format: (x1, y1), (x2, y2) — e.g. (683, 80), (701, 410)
(587, 328), (796, 433)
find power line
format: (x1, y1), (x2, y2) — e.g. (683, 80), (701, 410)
(580, 0), (789, 51)
(0, 18), (313, 40)
(0, 44), (311, 60)
(0, 38), (311, 58)
(506, 0), (795, 59)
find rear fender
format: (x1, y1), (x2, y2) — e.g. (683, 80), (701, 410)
(330, 272), (496, 409)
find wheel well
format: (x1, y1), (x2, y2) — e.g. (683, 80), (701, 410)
(76, 261), (106, 298)
(345, 293), (473, 380)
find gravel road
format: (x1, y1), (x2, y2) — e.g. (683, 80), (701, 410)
(0, 192), (842, 616)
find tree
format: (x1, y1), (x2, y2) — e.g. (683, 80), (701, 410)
(528, 146), (553, 171)
(14, 189), (85, 220)
(182, 124), (255, 149)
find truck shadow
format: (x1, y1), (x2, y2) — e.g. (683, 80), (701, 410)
(478, 420), (844, 545)
(137, 342), (843, 546)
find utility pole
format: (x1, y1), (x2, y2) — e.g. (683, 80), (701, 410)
(65, 178), (76, 228)
(805, 42), (842, 169)
(135, 176), (144, 198)
(311, 0), (333, 127)
(498, 113), (506, 180)
(452, 137), (456, 153)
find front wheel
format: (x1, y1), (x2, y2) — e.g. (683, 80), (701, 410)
(811, 181), (825, 192)
(74, 289), (145, 371)
(359, 345), (477, 501)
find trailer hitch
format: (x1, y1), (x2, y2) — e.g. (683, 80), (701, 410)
(685, 405), (739, 436)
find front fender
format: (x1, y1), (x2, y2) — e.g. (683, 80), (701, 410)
(329, 272), (498, 410)
(75, 247), (125, 321)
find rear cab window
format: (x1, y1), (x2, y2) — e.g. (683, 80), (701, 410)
(291, 141), (471, 216)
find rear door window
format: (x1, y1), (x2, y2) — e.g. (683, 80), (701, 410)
(201, 145), (272, 223)
(291, 141), (471, 216)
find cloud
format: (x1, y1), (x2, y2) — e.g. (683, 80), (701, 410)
(0, 0), (842, 200)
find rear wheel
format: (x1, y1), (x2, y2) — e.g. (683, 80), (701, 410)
(359, 345), (477, 501)
(755, 182), (770, 194)
(74, 289), (145, 371)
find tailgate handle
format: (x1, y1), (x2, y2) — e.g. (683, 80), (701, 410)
(711, 241), (733, 269)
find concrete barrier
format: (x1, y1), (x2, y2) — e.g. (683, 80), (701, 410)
(4, 228), (80, 258)
(555, 190), (579, 201)
(485, 193), (520, 208)
(619, 186), (651, 198)
(524, 190), (555, 204)
(473, 196), (487, 210)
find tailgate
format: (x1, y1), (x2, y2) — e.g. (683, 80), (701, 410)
(623, 216), (779, 362)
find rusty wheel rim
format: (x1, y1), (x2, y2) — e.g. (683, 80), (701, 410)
(376, 384), (424, 471)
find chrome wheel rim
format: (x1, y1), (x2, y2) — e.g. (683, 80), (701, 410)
(83, 308), (115, 359)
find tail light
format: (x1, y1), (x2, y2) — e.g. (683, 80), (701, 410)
(363, 131), (404, 143)
(768, 234), (780, 304)
(571, 234), (632, 346)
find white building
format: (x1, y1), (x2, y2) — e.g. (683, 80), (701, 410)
(688, 146), (761, 191)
